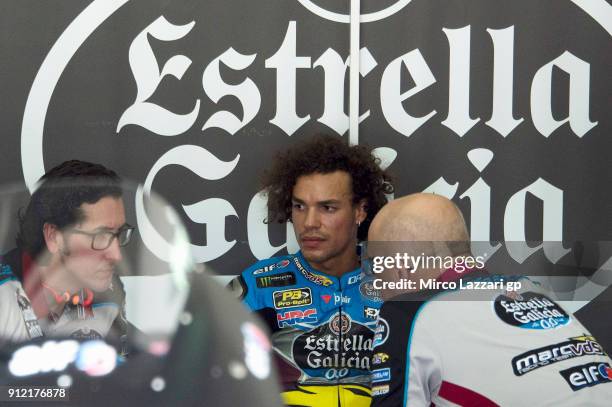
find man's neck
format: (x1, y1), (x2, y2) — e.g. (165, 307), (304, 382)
(309, 253), (359, 278)
(22, 256), (73, 319)
(38, 258), (79, 296)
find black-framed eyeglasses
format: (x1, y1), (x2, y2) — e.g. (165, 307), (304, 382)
(67, 224), (135, 250)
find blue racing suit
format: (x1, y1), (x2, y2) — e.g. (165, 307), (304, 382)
(228, 251), (382, 406)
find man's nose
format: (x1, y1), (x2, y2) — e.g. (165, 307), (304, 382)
(105, 237), (123, 262)
(304, 207), (320, 229)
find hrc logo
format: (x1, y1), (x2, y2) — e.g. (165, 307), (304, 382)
(277, 309), (318, 328)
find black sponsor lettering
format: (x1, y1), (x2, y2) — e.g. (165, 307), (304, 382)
(560, 362), (612, 391)
(512, 336), (606, 376)
(256, 272), (296, 288)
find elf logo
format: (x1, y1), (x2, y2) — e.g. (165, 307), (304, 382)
(560, 362), (612, 391)
(253, 259), (291, 275)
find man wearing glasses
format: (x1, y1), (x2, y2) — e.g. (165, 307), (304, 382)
(0, 160), (133, 351)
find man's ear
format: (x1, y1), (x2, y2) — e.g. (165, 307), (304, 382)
(43, 223), (62, 254)
(355, 199), (367, 224)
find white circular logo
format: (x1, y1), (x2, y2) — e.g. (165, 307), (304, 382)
(297, 0), (413, 23)
(21, 0), (612, 189)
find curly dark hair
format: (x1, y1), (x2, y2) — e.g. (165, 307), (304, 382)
(262, 135), (394, 240)
(16, 160), (122, 258)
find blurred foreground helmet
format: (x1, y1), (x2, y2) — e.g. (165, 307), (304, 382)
(0, 181), (283, 406)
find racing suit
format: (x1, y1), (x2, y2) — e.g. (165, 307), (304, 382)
(0, 248), (128, 353)
(229, 251), (381, 406)
(0, 258), (285, 407)
(370, 269), (612, 406)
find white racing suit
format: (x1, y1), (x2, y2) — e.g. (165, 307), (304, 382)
(0, 248), (127, 353)
(371, 271), (612, 406)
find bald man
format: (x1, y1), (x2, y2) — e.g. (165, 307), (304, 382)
(368, 193), (612, 406)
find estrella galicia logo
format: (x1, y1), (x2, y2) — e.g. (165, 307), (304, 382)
(512, 335), (606, 376)
(560, 362), (612, 391)
(494, 292), (570, 330)
(256, 272), (296, 288)
(19, 0), (612, 279)
(293, 319), (374, 374)
(359, 279), (383, 303)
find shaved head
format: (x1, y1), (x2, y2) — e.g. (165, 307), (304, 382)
(366, 194), (472, 296)
(368, 193), (469, 242)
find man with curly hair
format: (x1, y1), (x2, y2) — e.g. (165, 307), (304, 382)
(228, 135), (394, 406)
